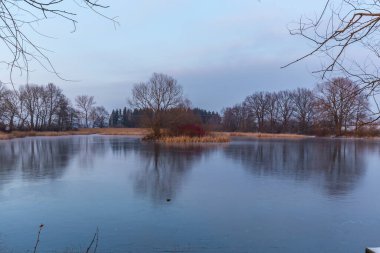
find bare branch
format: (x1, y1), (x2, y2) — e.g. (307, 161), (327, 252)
(285, 0), (380, 123)
(0, 0), (117, 85)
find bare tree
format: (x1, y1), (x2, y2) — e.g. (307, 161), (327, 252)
(55, 96), (76, 131)
(19, 84), (45, 130)
(222, 104), (253, 132)
(90, 106), (109, 128)
(292, 88), (316, 134)
(265, 92), (279, 133)
(286, 0), (380, 120)
(75, 95), (96, 128)
(6, 88), (27, 130)
(129, 73), (184, 137)
(244, 92), (269, 132)
(14, 83), (70, 130)
(277, 90), (295, 132)
(0, 83), (7, 129)
(42, 83), (62, 129)
(0, 0), (116, 84)
(352, 93), (370, 132)
(315, 77), (369, 135)
(0, 82), (99, 131)
(222, 85), (372, 135)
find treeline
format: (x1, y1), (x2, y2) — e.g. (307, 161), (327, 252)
(0, 83), (109, 131)
(222, 77), (374, 136)
(109, 107), (222, 130)
(1, 76), (378, 136)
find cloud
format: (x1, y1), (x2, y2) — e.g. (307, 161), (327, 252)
(173, 60), (318, 112)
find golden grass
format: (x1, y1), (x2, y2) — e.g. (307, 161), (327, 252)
(158, 135), (230, 143)
(0, 128), (149, 140)
(0, 128), (313, 142)
(0, 133), (11, 140)
(223, 132), (312, 139)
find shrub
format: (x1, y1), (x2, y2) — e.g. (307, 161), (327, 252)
(172, 124), (206, 137)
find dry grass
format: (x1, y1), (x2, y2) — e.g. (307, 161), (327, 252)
(223, 132), (312, 139)
(0, 129), (313, 142)
(0, 132), (11, 140)
(0, 128), (149, 140)
(158, 135), (230, 143)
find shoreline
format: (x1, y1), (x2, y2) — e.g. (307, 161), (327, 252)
(156, 135), (230, 143)
(0, 128), (149, 141)
(223, 132), (313, 139)
(0, 128), (379, 141)
(225, 132), (380, 141)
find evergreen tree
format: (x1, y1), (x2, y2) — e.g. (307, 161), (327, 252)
(109, 110), (115, 127)
(113, 110), (119, 127)
(122, 107), (128, 127)
(118, 109), (122, 126)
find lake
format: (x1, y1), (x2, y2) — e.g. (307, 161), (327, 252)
(0, 135), (380, 253)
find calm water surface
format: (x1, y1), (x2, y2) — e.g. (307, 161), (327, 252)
(0, 136), (380, 253)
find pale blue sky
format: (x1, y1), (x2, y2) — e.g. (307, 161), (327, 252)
(0, 0), (326, 111)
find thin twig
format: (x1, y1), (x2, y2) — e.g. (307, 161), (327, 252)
(33, 224), (44, 253)
(85, 227), (99, 253)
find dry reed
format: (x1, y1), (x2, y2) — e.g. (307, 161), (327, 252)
(224, 132), (311, 139)
(158, 135), (230, 143)
(0, 128), (149, 141)
(0, 129), (312, 142)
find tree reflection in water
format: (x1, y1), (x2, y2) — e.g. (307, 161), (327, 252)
(0, 136), (109, 186)
(0, 136), (379, 200)
(224, 139), (380, 196)
(76, 136), (108, 169)
(0, 138), (74, 181)
(0, 140), (19, 179)
(109, 139), (219, 204)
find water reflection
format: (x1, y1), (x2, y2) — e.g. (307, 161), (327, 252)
(0, 141), (19, 178)
(0, 136), (378, 200)
(18, 138), (73, 179)
(131, 144), (217, 203)
(108, 138), (218, 203)
(1, 136), (380, 253)
(224, 139), (379, 196)
(0, 136), (219, 204)
(76, 136), (108, 169)
(0, 138), (74, 181)
(0, 136), (109, 185)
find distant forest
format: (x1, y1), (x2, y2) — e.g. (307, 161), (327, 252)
(0, 76), (378, 136)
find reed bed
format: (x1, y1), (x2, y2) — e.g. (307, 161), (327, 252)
(0, 129), (312, 142)
(0, 128), (149, 140)
(225, 132), (311, 139)
(0, 133), (11, 140)
(158, 135), (230, 143)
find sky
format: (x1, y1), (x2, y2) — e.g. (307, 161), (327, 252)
(0, 0), (327, 112)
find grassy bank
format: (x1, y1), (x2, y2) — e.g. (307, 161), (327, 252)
(224, 132), (312, 139)
(154, 130), (311, 143)
(0, 128), (149, 140)
(0, 128), (316, 141)
(157, 135), (230, 143)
